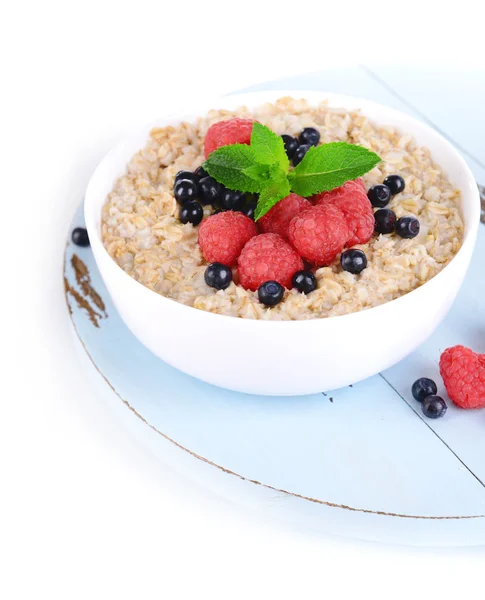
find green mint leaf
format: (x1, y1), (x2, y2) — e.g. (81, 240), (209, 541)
(288, 142), (381, 197)
(250, 122), (289, 172)
(242, 163), (272, 184)
(254, 178), (291, 221)
(203, 144), (263, 193)
(269, 164), (287, 182)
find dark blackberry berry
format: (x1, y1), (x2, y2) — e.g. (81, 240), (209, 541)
(383, 174), (405, 195)
(298, 127), (320, 147)
(174, 179), (198, 204)
(241, 201), (257, 220)
(258, 281), (284, 306)
(281, 134), (299, 159)
(412, 378), (438, 402)
(293, 144), (311, 166)
(422, 396), (447, 419)
(72, 227), (90, 247)
(340, 249), (367, 274)
(198, 176), (222, 205)
(220, 189), (245, 211)
(374, 208), (397, 234)
(175, 170), (199, 185)
(194, 166), (209, 179)
(179, 201), (203, 225)
(367, 184), (391, 208)
(204, 263), (233, 290)
(396, 216), (420, 238)
(292, 270), (317, 294)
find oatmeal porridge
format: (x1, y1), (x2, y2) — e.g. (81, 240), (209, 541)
(101, 97), (463, 320)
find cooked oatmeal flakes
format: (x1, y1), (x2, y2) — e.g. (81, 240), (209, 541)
(101, 97), (463, 320)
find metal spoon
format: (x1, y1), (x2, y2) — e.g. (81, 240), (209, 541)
(479, 184), (485, 224)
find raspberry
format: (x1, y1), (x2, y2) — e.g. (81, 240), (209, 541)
(314, 180), (373, 247)
(258, 193), (312, 240)
(334, 194), (374, 247)
(204, 118), (255, 158)
(288, 204), (349, 266)
(238, 233), (304, 291)
(198, 211), (257, 266)
(439, 345), (485, 409)
(313, 179), (366, 205)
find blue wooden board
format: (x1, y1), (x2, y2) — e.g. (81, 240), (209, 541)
(362, 64), (485, 182)
(64, 66), (485, 546)
(241, 65), (485, 182)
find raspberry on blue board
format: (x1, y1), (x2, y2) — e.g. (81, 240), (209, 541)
(101, 97), (463, 319)
(408, 344), (485, 420)
(440, 346), (485, 409)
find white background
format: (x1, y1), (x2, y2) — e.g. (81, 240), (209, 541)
(3, 1), (485, 598)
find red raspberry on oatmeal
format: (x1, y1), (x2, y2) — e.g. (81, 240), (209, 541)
(238, 233), (304, 291)
(288, 204), (349, 266)
(313, 179), (366, 204)
(314, 180), (374, 247)
(198, 211), (257, 266)
(101, 98), (464, 320)
(258, 193), (312, 240)
(204, 118), (255, 158)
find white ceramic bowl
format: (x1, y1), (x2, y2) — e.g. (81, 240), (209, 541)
(85, 91), (480, 396)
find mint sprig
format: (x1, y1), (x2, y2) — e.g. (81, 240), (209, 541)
(255, 178), (291, 221)
(288, 142), (381, 197)
(202, 144), (262, 193)
(203, 123), (381, 220)
(250, 122), (289, 171)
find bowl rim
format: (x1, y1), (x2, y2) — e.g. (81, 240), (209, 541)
(85, 89), (480, 327)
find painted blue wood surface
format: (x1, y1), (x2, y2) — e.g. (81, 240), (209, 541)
(242, 65), (485, 182)
(382, 233), (485, 485)
(65, 207), (485, 520)
(363, 64), (485, 182)
(246, 64), (485, 488)
(65, 66), (485, 545)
